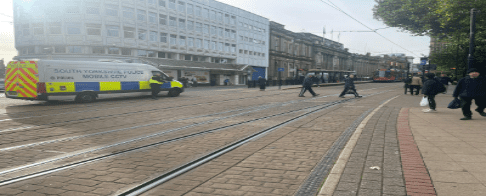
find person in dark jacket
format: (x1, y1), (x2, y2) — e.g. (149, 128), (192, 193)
(339, 75), (362, 98)
(437, 74), (453, 94)
(299, 75), (319, 97)
(453, 68), (486, 120)
(149, 73), (166, 100)
(404, 76), (412, 94)
(421, 73), (445, 113)
(258, 76), (266, 91)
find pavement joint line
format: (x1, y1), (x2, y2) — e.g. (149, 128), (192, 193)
(317, 95), (400, 196)
(398, 108), (437, 196)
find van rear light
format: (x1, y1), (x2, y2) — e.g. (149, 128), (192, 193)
(37, 82), (47, 94)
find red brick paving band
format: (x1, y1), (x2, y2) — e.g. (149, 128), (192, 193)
(397, 108), (437, 196)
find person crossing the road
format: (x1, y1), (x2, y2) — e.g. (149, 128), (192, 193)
(339, 74), (362, 98)
(150, 72), (166, 100)
(299, 75), (319, 97)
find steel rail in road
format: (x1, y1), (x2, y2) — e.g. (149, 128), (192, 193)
(0, 90), (390, 187)
(116, 97), (367, 196)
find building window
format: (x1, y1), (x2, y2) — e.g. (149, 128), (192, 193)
(158, 0), (165, 7)
(224, 14), (229, 24)
(160, 33), (167, 43)
(159, 14), (167, 25)
(218, 27), (223, 37)
(210, 10), (216, 20)
(169, 16), (177, 27)
(230, 16), (236, 25)
(148, 0), (156, 5)
(187, 4), (193, 14)
(231, 44), (236, 53)
(92, 46), (105, 54)
(54, 46), (65, 53)
(121, 48), (132, 55)
(148, 51), (156, 57)
(187, 37), (194, 47)
(33, 24), (44, 35)
(210, 41), (216, 50)
(195, 22), (202, 32)
(179, 19), (185, 30)
(105, 4), (119, 17)
(224, 43), (229, 52)
(107, 25), (119, 37)
(184, 55), (191, 61)
(123, 26), (135, 38)
(195, 6), (201, 16)
(178, 1), (185, 13)
(179, 36), (186, 46)
(86, 7), (100, 15)
(217, 42), (223, 51)
(202, 8), (209, 19)
(149, 12), (157, 24)
(138, 29), (147, 40)
(149, 31), (157, 41)
(86, 23), (101, 35)
(123, 7), (135, 19)
(158, 52), (166, 58)
(137, 10), (146, 22)
(168, 0), (176, 9)
(224, 29), (230, 38)
(68, 46), (83, 53)
(203, 24), (209, 34)
(48, 23), (61, 34)
(211, 26), (216, 35)
(203, 40), (209, 49)
(108, 47), (120, 54)
(137, 50), (147, 56)
(170, 34), (177, 45)
(66, 6), (80, 14)
(217, 12), (222, 22)
(195, 38), (202, 48)
(66, 23), (81, 34)
(187, 20), (194, 31)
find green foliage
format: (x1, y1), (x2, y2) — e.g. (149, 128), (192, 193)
(373, 0), (486, 75)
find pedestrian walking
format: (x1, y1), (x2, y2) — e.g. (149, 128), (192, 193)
(421, 73), (445, 113)
(437, 74), (453, 94)
(192, 77), (198, 87)
(258, 76), (266, 91)
(339, 74), (362, 98)
(409, 74), (422, 95)
(299, 75), (319, 97)
(404, 76), (412, 94)
(452, 68), (486, 120)
(150, 72), (165, 100)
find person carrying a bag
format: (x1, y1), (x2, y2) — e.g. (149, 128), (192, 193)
(452, 68), (486, 120)
(421, 73), (445, 113)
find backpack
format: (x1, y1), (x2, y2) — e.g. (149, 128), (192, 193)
(436, 79), (446, 93)
(404, 78), (412, 84)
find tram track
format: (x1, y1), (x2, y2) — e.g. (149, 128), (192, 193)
(0, 89), (391, 188)
(0, 84), (392, 136)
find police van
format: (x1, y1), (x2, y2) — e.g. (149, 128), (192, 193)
(4, 60), (183, 102)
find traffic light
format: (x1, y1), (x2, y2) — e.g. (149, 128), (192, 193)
(450, 68), (456, 70)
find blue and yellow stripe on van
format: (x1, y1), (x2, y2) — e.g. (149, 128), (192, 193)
(45, 81), (183, 93)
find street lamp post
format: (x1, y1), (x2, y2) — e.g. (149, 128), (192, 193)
(467, 8), (477, 71)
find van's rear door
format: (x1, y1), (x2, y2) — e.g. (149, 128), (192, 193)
(5, 61), (39, 98)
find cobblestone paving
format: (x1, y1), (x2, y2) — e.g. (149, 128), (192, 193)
(332, 106), (406, 196)
(0, 83), (402, 196)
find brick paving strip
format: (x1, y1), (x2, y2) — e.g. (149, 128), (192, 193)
(397, 108), (436, 196)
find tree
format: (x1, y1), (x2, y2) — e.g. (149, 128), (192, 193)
(373, 0), (486, 75)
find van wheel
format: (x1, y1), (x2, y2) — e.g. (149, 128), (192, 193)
(75, 92), (96, 103)
(168, 89), (181, 97)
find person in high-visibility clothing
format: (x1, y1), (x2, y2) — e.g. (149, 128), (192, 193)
(150, 73), (166, 100)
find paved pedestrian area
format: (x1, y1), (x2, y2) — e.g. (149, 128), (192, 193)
(319, 90), (486, 196)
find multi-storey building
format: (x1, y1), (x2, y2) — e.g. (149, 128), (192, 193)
(12, 0), (269, 85)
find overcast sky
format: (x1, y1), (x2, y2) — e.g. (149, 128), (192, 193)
(0, 0), (430, 64)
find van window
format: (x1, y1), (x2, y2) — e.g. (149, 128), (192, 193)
(152, 71), (169, 80)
